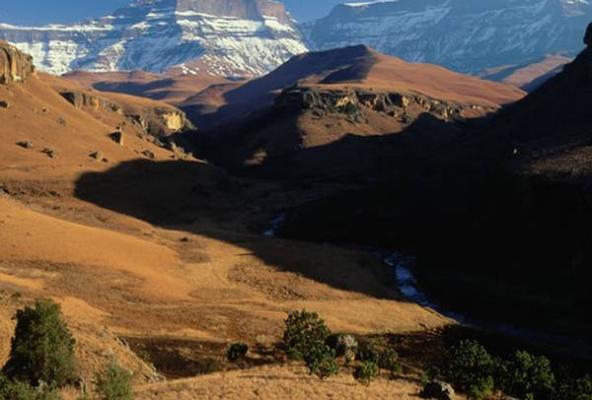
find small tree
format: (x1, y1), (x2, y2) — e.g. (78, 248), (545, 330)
(95, 361), (133, 400)
(354, 361), (380, 386)
(443, 340), (495, 400)
(283, 310), (331, 360)
(3, 299), (77, 388)
(227, 343), (248, 362)
(557, 375), (592, 400)
(303, 343), (339, 379)
(501, 351), (556, 400)
(0, 374), (61, 400)
(356, 337), (400, 376)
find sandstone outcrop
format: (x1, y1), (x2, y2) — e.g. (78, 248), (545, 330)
(60, 90), (190, 137)
(275, 86), (482, 124)
(0, 40), (34, 84)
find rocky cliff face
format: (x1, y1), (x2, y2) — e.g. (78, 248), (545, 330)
(275, 86), (491, 124)
(305, 0), (592, 74)
(60, 90), (190, 136)
(0, 0), (308, 77)
(0, 40), (34, 84)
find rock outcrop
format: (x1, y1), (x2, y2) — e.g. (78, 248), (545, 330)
(60, 90), (190, 137)
(60, 91), (123, 114)
(275, 86), (486, 124)
(0, 40), (34, 84)
(420, 380), (456, 400)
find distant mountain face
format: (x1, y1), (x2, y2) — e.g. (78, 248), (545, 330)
(305, 0), (592, 74)
(0, 0), (308, 76)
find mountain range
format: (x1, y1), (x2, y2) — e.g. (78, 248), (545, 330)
(0, 0), (307, 76)
(1, 0), (590, 80)
(305, 0), (592, 74)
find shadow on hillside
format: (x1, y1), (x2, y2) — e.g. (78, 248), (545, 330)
(75, 113), (473, 301)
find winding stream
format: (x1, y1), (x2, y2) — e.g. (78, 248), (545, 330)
(264, 215), (591, 354)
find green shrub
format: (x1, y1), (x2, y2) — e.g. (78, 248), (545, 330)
(283, 310), (331, 360)
(227, 342), (248, 362)
(443, 340), (495, 400)
(95, 361), (133, 400)
(303, 343), (339, 379)
(356, 337), (400, 375)
(354, 361), (380, 386)
(467, 376), (494, 400)
(0, 374), (61, 400)
(500, 351), (555, 400)
(3, 299), (77, 388)
(421, 366), (443, 386)
(557, 375), (592, 400)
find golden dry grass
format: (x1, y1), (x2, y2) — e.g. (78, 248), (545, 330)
(0, 72), (453, 397)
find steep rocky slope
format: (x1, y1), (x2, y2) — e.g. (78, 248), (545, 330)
(0, 0), (308, 77)
(0, 40), (35, 84)
(305, 0), (591, 74)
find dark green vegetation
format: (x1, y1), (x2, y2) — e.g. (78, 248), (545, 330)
(282, 310), (402, 383)
(94, 362), (134, 400)
(283, 310), (331, 362)
(0, 299), (134, 400)
(227, 343), (249, 363)
(438, 339), (592, 400)
(3, 299), (77, 388)
(356, 337), (400, 377)
(354, 361), (380, 386)
(283, 310), (338, 378)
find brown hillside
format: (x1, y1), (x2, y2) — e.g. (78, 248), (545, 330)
(63, 69), (227, 106)
(183, 45), (524, 129)
(0, 41), (452, 398)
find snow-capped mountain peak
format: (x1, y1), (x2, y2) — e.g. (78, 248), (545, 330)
(0, 0), (309, 77)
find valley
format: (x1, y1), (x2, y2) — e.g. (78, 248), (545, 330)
(1, 2), (592, 399)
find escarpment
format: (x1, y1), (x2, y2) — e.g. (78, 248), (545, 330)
(274, 86), (492, 124)
(0, 40), (35, 84)
(60, 90), (191, 137)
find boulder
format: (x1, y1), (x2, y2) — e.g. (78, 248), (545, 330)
(141, 149), (155, 159)
(89, 151), (104, 161)
(585, 22), (592, 47)
(109, 131), (124, 146)
(420, 380), (455, 400)
(16, 141), (33, 149)
(41, 148), (56, 159)
(0, 100), (9, 108)
(0, 41), (35, 84)
(336, 334), (358, 362)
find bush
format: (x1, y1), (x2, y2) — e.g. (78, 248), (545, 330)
(227, 342), (248, 362)
(3, 299), (77, 388)
(443, 340), (495, 400)
(303, 343), (339, 379)
(500, 351), (556, 400)
(0, 374), (61, 400)
(283, 310), (331, 360)
(95, 361), (133, 400)
(356, 337), (400, 375)
(557, 375), (592, 400)
(354, 361), (380, 386)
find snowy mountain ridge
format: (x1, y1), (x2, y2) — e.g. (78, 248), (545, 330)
(0, 0), (308, 77)
(305, 0), (592, 74)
